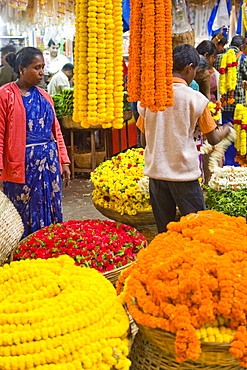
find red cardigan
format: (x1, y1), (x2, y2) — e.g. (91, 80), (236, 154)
(0, 82), (70, 183)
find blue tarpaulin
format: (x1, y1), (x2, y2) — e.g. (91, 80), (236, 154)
(122, 0), (130, 32)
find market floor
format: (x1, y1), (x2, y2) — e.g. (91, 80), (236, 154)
(62, 174), (109, 222)
(62, 174), (158, 243)
(1, 175), (158, 243)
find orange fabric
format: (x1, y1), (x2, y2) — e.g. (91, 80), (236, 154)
(172, 77), (188, 85)
(136, 115), (145, 133)
(236, 51), (243, 61)
(198, 105), (217, 134)
(137, 78), (216, 135)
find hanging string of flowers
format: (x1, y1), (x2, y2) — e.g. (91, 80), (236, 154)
(219, 49), (238, 106)
(73, 0), (124, 129)
(208, 101), (223, 122)
(233, 103), (247, 156)
(242, 1), (247, 32)
(200, 127), (236, 172)
(127, 0), (173, 112)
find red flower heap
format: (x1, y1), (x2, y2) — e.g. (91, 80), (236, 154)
(14, 220), (146, 272)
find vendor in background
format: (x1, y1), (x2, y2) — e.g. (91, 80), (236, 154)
(0, 45), (17, 86)
(196, 41), (219, 103)
(43, 39), (69, 83)
(194, 55), (210, 99)
(48, 63), (74, 96)
(212, 34), (228, 54)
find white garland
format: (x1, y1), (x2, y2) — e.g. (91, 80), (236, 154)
(208, 166), (247, 191)
(138, 176), (150, 196)
(200, 127), (236, 172)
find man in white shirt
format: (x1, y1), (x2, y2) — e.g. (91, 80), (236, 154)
(48, 63), (74, 95)
(43, 39), (70, 77)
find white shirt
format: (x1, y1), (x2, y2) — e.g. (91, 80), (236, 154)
(138, 83), (208, 181)
(47, 70), (70, 95)
(43, 51), (70, 75)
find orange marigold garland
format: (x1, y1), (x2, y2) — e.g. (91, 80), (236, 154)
(117, 210), (247, 365)
(127, 0), (142, 102)
(142, 0), (155, 108)
(127, 0), (173, 112)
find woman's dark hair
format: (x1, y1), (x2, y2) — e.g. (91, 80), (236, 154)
(231, 35), (245, 48)
(6, 47), (43, 77)
(173, 44), (200, 72)
(198, 55), (208, 72)
(196, 40), (217, 56)
(48, 39), (60, 47)
(0, 45), (16, 55)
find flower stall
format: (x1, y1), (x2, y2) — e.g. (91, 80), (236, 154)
(205, 166), (247, 219)
(90, 148), (155, 227)
(0, 255), (131, 369)
(13, 219), (147, 285)
(117, 210), (247, 369)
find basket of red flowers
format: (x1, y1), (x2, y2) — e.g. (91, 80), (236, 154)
(12, 219), (147, 285)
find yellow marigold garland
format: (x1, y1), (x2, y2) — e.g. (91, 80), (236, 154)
(127, 0), (173, 112)
(73, 0), (124, 129)
(242, 2), (247, 32)
(233, 104), (247, 156)
(73, 0), (88, 123)
(0, 255), (131, 370)
(112, 0), (125, 129)
(208, 101), (222, 122)
(117, 210), (247, 366)
(219, 49), (237, 106)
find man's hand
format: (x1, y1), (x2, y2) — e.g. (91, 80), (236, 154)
(242, 80), (247, 90)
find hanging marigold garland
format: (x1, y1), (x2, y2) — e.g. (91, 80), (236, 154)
(242, 1), (247, 33)
(233, 104), (247, 156)
(127, 0), (173, 112)
(219, 49), (238, 106)
(73, 0), (124, 129)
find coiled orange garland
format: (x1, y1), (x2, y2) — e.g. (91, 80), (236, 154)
(117, 210), (247, 366)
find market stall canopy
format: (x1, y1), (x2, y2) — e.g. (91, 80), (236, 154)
(0, 0), (75, 28)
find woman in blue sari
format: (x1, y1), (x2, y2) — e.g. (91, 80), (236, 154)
(0, 47), (70, 237)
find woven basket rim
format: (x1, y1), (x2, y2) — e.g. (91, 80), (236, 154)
(102, 261), (134, 276)
(138, 324), (231, 348)
(93, 201), (154, 218)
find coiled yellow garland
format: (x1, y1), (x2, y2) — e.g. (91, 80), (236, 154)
(0, 256), (131, 370)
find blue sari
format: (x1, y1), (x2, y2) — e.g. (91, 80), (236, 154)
(3, 86), (63, 238)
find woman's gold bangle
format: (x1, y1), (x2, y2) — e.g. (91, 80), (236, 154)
(63, 163), (70, 166)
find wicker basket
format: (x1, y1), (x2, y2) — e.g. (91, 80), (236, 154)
(137, 324), (239, 367)
(93, 202), (155, 227)
(0, 191), (24, 266)
(172, 30), (195, 48)
(61, 116), (102, 130)
(130, 330), (244, 370)
(74, 151), (106, 169)
(103, 262), (133, 285)
(11, 234), (133, 286)
(61, 116), (84, 129)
